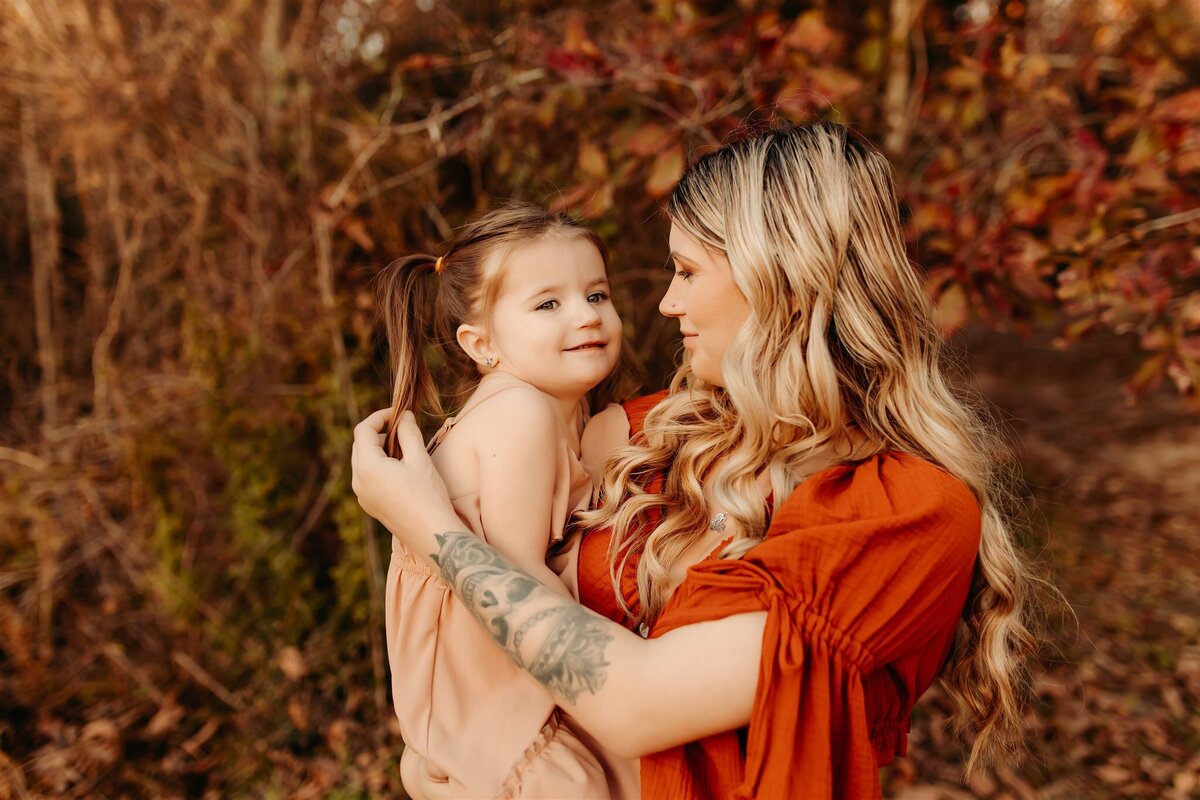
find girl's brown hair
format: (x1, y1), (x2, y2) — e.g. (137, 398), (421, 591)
(374, 200), (641, 457)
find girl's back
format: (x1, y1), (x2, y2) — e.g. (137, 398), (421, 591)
(385, 374), (612, 798)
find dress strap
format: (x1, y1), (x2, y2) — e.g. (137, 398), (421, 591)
(425, 382), (539, 455)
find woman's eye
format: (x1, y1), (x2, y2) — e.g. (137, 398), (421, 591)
(667, 260), (692, 281)
(587, 291), (609, 304)
(536, 299), (560, 311)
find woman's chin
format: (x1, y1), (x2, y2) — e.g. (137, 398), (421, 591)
(687, 359), (721, 387)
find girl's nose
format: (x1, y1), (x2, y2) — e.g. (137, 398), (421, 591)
(576, 299), (602, 327)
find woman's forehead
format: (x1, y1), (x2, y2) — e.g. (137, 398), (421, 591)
(668, 224), (728, 270)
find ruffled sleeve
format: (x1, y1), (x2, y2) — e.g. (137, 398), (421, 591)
(642, 452), (981, 799)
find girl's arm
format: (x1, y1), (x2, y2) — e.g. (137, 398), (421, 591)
(352, 409), (764, 758)
(472, 389), (573, 599)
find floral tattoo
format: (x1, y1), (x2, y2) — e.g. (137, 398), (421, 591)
(432, 531), (613, 703)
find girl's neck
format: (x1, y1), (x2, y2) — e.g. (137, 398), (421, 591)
(475, 372), (587, 450)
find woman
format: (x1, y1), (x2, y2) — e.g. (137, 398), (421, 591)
(352, 121), (1035, 799)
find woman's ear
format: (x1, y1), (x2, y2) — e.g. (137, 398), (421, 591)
(456, 323), (491, 367)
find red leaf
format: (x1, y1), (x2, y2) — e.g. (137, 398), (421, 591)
(645, 145), (684, 199)
(933, 282), (968, 337)
(781, 11), (839, 57)
(545, 49), (599, 78)
(578, 141), (608, 179)
(625, 123), (674, 158)
(398, 53), (452, 71)
(1153, 89), (1200, 122)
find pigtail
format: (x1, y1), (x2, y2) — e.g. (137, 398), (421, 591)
(373, 201), (621, 457)
(374, 254), (443, 458)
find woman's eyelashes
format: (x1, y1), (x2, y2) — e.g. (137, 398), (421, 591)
(534, 291), (609, 311)
(666, 259), (693, 281)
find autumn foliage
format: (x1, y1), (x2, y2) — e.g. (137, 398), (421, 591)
(1, 0), (1198, 796)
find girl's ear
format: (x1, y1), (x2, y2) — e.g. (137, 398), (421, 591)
(456, 323), (491, 367)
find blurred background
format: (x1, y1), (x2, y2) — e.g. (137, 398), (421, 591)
(1, 0), (1198, 797)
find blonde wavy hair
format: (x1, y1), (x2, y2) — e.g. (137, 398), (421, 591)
(580, 122), (1037, 772)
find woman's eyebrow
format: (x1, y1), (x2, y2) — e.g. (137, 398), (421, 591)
(669, 251), (701, 267)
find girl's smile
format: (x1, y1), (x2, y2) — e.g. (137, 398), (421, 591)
(481, 235), (622, 403)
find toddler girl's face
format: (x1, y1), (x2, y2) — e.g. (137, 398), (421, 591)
(486, 235), (622, 400)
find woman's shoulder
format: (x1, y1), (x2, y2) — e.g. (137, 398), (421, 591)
(621, 389), (670, 436)
(705, 452), (983, 608)
(769, 451), (981, 545)
(580, 403), (631, 481)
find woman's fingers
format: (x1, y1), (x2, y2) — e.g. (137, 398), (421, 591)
(354, 409), (392, 456)
(362, 407), (393, 434)
(392, 410), (427, 462)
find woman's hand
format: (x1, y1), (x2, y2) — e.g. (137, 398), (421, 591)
(351, 408), (461, 556)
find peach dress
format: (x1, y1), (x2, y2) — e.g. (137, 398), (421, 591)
(385, 380), (632, 799)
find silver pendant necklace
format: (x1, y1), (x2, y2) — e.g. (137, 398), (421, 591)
(709, 512), (727, 533)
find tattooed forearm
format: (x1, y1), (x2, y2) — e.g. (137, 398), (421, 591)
(520, 606), (613, 701)
(431, 531), (614, 704)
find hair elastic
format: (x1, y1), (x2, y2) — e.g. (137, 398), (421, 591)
(434, 256), (445, 274)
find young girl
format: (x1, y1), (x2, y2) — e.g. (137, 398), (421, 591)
(374, 202), (639, 799)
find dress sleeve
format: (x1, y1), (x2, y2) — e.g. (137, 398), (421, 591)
(621, 389), (670, 440)
(649, 453), (982, 799)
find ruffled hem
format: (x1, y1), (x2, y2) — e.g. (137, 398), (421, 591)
(869, 721), (907, 765)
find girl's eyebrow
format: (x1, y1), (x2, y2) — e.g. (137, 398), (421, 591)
(525, 276), (609, 300)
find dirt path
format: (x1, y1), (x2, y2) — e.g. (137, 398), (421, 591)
(886, 327), (1200, 799)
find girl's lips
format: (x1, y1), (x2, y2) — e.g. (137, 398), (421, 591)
(566, 341), (607, 351)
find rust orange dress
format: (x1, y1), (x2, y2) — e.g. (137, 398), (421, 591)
(577, 392), (982, 799)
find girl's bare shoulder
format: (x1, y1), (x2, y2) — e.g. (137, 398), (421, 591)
(454, 382), (561, 450)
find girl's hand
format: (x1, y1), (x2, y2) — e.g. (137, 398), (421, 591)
(351, 408), (459, 553)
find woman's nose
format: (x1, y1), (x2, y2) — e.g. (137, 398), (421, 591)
(659, 280), (683, 318)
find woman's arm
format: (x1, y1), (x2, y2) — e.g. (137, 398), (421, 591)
(352, 409), (764, 758)
(430, 530), (763, 757)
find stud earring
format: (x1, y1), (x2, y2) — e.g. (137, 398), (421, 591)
(485, 356), (496, 368)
